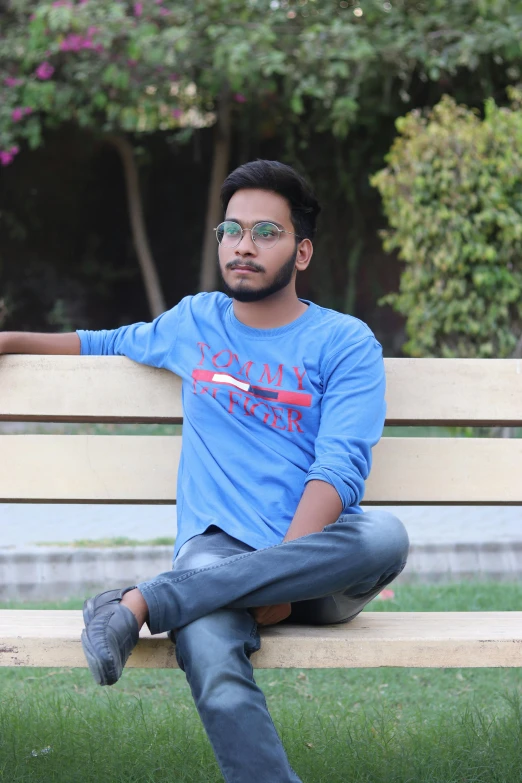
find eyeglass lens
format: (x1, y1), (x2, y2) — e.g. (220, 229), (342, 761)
(216, 221), (280, 248)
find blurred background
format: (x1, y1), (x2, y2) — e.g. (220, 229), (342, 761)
(1, 0), (521, 360)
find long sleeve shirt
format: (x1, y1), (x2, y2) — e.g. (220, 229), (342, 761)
(77, 292), (386, 556)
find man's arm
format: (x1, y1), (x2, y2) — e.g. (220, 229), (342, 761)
(0, 332), (80, 355)
(283, 480), (342, 542)
(254, 335), (385, 627)
(253, 481), (342, 626)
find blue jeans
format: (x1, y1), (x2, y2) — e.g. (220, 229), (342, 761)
(138, 511), (409, 783)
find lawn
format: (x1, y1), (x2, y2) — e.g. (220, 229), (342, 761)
(0, 582), (520, 783)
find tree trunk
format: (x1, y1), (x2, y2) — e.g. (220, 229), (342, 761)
(199, 93), (232, 292)
(105, 133), (166, 318)
(344, 236), (363, 315)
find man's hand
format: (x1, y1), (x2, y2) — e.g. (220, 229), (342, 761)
(252, 602), (291, 626)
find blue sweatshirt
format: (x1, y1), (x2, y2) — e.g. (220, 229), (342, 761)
(77, 293), (386, 556)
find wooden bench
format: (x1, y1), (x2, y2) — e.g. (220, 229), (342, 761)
(1, 355), (521, 669)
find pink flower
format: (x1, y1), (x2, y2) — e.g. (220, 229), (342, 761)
(87, 26), (99, 36)
(134, 2), (143, 16)
(127, 59), (138, 67)
(171, 108), (183, 119)
(52, 1), (72, 6)
(377, 589), (395, 601)
(60, 35), (83, 51)
(35, 62), (54, 80)
(159, 7), (170, 14)
(0, 146), (20, 166)
(234, 93), (247, 103)
(4, 77), (23, 87)
(12, 107), (32, 122)
(60, 33), (100, 51)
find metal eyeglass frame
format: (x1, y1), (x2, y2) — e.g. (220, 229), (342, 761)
(214, 220), (301, 249)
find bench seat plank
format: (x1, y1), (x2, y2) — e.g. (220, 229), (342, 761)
(1, 435), (521, 503)
(1, 611), (520, 668)
(1, 356), (521, 426)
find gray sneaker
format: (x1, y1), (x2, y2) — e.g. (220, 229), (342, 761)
(81, 587), (139, 686)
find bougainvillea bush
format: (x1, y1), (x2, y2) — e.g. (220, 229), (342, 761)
(371, 91), (522, 359)
(3, 0), (522, 320)
(4, 0), (522, 168)
(0, 0), (216, 166)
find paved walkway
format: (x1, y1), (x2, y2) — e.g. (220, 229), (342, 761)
(1, 504), (520, 548)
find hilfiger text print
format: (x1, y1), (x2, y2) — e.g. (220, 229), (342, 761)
(192, 342), (312, 434)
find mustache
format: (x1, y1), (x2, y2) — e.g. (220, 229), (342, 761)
(225, 260), (264, 273)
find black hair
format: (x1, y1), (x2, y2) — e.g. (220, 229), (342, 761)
(220, 160), (321, 241)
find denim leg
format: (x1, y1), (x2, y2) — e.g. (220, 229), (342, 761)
(288, 556), (404, 625)
(171, 532), (302, 783)
(139, 510), (409, 635)
(287, 512), (409, 625)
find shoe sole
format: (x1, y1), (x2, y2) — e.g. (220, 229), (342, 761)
(81, 627), (113, 686)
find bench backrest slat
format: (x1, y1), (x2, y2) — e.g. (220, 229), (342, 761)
(1, 356), (521, 426)
(2, 434), (521, 504)
(0, 355), (182, 423)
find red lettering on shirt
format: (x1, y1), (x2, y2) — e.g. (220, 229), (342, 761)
(258, 363), (284, 386)
(213, 349), (236, 368)
(247, 400), (272, 424)
(236, 359), (254, 380)
(288, 409), (303, 433)
(293, 366), (307, 391)
(243, 395), (253, 416)
(228, 390), (242, 413)
(271, 406), (286, 430)
(197, 342), (210, 366)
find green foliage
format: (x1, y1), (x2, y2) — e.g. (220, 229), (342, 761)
(3, 1), (522, 335)
(371, 91), (522, 358)
(3, 0), (522, 163)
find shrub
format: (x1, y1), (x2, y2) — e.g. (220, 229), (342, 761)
(371, 90), (522, 358)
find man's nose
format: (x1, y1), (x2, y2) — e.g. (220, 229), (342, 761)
(235, 229), (257, 255)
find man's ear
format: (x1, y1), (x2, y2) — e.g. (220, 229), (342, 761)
(295, 239), (313, 272)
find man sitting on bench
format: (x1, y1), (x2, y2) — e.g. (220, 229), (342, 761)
(0, 160), (409, 783)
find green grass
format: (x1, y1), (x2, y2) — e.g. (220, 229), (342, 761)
(0, 583), (520, 782)
(33, 536), (176, 548)
(1, 580), (521, 612)
(5, 422), (521, 439)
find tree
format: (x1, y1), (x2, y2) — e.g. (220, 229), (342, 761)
(371, 91), (522, 360)
(2, 0), (522, 313)
(0, 0), (215, 316)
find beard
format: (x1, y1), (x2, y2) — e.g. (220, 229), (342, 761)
(219, 247), (297, 303)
